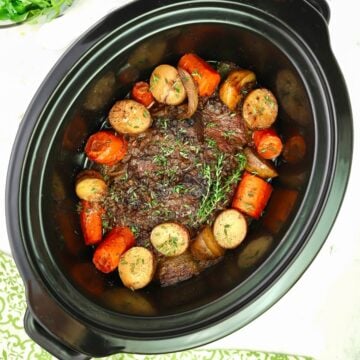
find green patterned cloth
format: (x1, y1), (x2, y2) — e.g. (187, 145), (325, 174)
(0, 250), (313, 360)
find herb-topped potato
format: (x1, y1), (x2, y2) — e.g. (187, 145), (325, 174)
(149, 64), (186, 105)
(109, 99), (152, 135)
(150, 223), (190, 257)
(213, 209), (247, 249)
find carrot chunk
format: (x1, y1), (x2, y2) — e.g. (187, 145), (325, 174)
(80, 200), (104, 246)
(262, 188), (298, 234)
(253, 128), (283, 160)
(85, 131), (127, 166)
(131, 81), (155, 108)
(232, 172), (273, 219)
(93, 226), (135, 273)
(178, 53), (221, 97)
(282, 134), (306, 164)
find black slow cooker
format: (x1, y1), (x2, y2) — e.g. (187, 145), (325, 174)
(5, 0), (352, 359)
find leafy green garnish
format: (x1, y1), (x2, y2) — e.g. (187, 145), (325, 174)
(196, 152), (246, 224)
(0, 0), (73, 24)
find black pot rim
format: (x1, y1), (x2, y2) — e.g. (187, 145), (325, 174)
(5, 0), (353, 356)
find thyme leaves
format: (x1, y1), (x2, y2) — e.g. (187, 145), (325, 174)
(196, 152), (246, 224)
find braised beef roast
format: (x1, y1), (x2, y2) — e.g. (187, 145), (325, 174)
(99, 95), (249, 286)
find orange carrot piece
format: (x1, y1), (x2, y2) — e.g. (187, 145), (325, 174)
(93, 226), (135, 273)
(282, 134), (306, 164)
(131, 81), (155, 108)
(80, 200), (104, 246)
(85, 131), (127, 166)
(178, 53), (221, 97)
(253, 128), (283, 160)
(232, 172), (273, 219)
(262, 188), (298, 234)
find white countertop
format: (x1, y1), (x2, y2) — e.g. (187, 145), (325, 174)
(1, 1), (359, 359)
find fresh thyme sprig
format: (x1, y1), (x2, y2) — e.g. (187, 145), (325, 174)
(196, 152), (246, 224)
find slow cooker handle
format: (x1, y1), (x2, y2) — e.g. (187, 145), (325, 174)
(304, 0), (330, 22)
(24, 309), (91, 360)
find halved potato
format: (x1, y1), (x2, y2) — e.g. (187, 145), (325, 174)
(242, 88), (278, 130)
(109, 99), (152, 135)
(118, 247), (156, 290)
(191, 225), (225, 260)
(149, 64), (186, 105)
(75, 170), (107, 201)
(150, 222), (189, 257)
(219, 69), (256, 110)
(213, 209), (247, 249)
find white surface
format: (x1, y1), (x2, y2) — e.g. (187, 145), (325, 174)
(0, 1), (359, 359)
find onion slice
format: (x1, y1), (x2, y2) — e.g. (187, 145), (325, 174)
(178, 66), (199, 118)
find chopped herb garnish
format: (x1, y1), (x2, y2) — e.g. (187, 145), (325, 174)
(119, 171), (129, 181)
(241, 88), (249, 96)
(205, 122), (217, 128)
(224, 223), (231, 236)
(264, 94), (275, 107)
(223, 129), (237, 139)
(76, 202), (83, 213)
(191, 69), (202, 79)
(205, 137), (218, 149)
(173, 184), (187, 194)
(153, 154), (168, 167)
(101, 217), (110, 230)
(130, 225), (139, 236)
(173, 81), (182, 94)
(217, 62), (231, 78)
(157, 117), (169, 130)
(179, 149), (189, 158)
(151, 74), (160, 87)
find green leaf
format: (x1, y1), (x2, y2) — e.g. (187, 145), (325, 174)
(0, 0), (73, 23)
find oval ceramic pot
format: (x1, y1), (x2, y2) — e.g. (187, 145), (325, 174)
(5, 0), (352, 359)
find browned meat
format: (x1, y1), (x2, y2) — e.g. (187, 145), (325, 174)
(199, 95), (251, 153)
(156, 251), (223, 287)
(156, 252), (200, 287)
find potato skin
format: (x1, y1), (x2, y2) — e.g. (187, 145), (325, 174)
(191, 226), (225, 260)
(149, 64), (186, 105)
(75, 169), (107, 202)
(213, 209), (247, 249)
(244, 147), (278, 179)
(242, 88), (278, 130)
(191, 228), (215, 260)
(109, 99), (152, 135)
(118, 247), (156, 290)
(219, 69), (256, 110)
